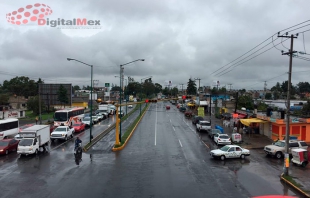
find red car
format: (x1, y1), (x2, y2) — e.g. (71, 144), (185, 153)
(0, 139), (19, 155)
(72, 122), (86, 133)
(19, 124), (34, 132)
(166, 105), (170, 110)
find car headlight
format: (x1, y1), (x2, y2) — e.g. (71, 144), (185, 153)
(29, 147), (33, 151)
(62, 134), (65, 136)
(0, 149), (3, 152)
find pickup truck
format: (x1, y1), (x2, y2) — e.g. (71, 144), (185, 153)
(264, 140), (308, 159)
(50, 126), (74, 141)
(196, 120), (211, 132)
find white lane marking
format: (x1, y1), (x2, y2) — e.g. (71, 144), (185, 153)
(170, 119), (172, 123)
(155, 103), (157, 146)
(173, 126), (175, 131)
(202, 140), (209, 149)
(178, 139), (183, 147)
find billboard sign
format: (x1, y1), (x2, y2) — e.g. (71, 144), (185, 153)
(39, 83), (72, 106)
(165, 80), (172, 87)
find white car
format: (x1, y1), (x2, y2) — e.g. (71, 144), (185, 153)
(210, 145), (250, 160)
(128, 105), (133, 108)
(50, 126), (74, 141)
(213, 133), (231, 145)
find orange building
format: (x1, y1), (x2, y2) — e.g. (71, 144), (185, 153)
(256, 114), (310, 143)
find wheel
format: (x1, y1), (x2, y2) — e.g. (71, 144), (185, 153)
(35, 149), (38, 155)
(302, 162), (307, 167)
(220, 155), (226, 161)
(71, 134), (73, 138)
(65, 135), (68, 141)
(196, 128), (198, 132)
(275, 152), (282, 159)
(240, 154), (245, 159)
(5, 150), (8, 155)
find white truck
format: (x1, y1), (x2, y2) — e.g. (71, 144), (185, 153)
(50, 126), (74, 141)
(98, 104), (111, 117)
(17, 125), (51, 155)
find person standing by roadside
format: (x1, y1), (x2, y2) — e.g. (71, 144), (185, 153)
(35, 116), (38, 124)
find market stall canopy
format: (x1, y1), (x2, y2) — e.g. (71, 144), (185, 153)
(199, 101), (208, 106)
(240, 118), (268, 126)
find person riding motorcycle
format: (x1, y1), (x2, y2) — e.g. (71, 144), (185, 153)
(74, 137), (82, 152)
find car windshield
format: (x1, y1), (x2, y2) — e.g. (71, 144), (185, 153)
(220, 146), (230, 152)
(274, 141), (285, 147)
(201, 122), (211, 126)
(54, 112), (68, 121)
(219, 135), (229, 139)
(54, 127), (66, 132)
(0, 141), (9, 146)
(19, 139), (33, 146)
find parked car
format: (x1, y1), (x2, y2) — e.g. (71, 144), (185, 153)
(196, 120), (211, 132)
(118, 110), (125, 117)
(208, 129), (221, 139)
(96, 112), (105, 121)
(179, 107), (186, 112)
(264, 140), (308, 159)
(213, 133), (231, 145)
(192, 116), (204, 125)
(0, 138), (19, 155)
(210, 145), (250, 160)
(72, 122), (86, 133)
(166, 105), (170, 110)
(184, 110), (193, 118)
(128, 104), (133, 108)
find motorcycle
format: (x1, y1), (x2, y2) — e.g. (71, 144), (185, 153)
(74, 143), (83, 165)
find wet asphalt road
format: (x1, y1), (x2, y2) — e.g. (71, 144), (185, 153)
(0, 102), (306, 197)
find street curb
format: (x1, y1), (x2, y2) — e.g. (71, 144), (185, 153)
(83, 123), (116, 152)
(112, 104), (149, 151)
(83, 104), (140, 152)
(280, 173), (310, 198)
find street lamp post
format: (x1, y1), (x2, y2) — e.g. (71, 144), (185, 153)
(119, 59), (144, 143)
(115, 76), (128, 115)
(67, 58), (93, 144)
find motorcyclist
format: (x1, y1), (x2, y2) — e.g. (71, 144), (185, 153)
(74, 136), (82, 152)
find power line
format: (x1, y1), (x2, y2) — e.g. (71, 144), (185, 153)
(211, 20), (310, 77)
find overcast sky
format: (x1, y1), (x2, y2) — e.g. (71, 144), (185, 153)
(1, 0), (310, 92)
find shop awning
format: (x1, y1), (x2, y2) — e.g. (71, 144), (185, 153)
(240, 118), (267, 126)
(238, 114), (247, 119)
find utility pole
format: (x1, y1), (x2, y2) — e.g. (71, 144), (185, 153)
(228, 84), (232, 92)
(194, 78), (201, 95)
(278, 32), (298, 176)
(179, 84), (184, 95)
(263, 81), (267, 101)
(234, 92), (239, 113)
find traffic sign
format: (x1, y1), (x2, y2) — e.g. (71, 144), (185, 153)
(105, 83), (110, 87)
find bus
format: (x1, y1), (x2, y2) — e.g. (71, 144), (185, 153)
(0, 118), (19, 140)
(53, 107), (85, 127)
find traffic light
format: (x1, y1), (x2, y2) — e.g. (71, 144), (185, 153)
(145, 99), (149, 103)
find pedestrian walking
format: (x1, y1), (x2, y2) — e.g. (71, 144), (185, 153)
(35, 116), (38, 124)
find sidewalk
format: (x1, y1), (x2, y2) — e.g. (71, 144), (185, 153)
(209, 116), (310, 197)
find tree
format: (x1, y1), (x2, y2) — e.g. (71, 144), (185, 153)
(2, 76), (39, 97)
(265, 93), (272, 100)
(171, 87), (179, 97)
(186, 78), (197, 95)
(73, 85), (81, 92)
(237, 95), (253, 110)
(0, 94), (9, 105)
(57, 85), (69, 108)
(126, 82), (141, 96)
(26, 96), (46, 115)
(111, 86), (121, 92)
(154, 83), (162, 94)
